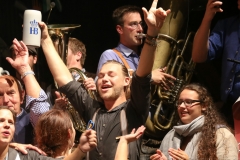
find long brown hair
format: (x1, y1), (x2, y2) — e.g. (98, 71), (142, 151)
(178, 83), (229, 159)
(34, 109), (73, 158)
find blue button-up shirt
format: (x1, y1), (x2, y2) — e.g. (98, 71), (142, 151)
(96, 43), (140, 75)
(208, 15), (240, 102)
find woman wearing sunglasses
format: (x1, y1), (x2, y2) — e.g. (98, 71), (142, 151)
(150, 83), (238, 160)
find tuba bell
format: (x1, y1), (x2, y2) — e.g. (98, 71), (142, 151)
(47, 24), (97, 133)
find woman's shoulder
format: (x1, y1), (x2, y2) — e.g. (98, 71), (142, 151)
(215, 128), (238, 159)
(216, 127), (234, 137)
(19, 149), (61, 160)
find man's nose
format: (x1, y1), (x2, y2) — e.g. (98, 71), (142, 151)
(137, 24), (143, 31)
(2, 94), (10, 104)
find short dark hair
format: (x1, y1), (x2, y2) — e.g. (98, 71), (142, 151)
(112, 5), (142, 26)
(68, 38), (86, 66)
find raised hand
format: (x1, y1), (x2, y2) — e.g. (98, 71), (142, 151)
(38, 22), (49, 41)
(6, 39), (31, 75)
(120, 125), (146, 144)
(142, 0), (171, 36)
(168, 148), (189, 160)
(204, 0), (223, 22)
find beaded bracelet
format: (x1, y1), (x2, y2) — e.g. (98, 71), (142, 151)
(21, 71), (35, 79)
(145, 39), (157, 47)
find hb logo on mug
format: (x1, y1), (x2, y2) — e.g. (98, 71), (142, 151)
(29, 20), (39, 35)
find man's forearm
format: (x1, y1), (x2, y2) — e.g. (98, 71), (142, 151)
(40, 23), (73, 87)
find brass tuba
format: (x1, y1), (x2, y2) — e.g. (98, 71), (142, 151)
(144, 0), (196, 140)
(48, 24), (97, 133)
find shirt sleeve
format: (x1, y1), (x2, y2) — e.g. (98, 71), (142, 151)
(208, 20), (226, 60)
(59, 81), (101, 121)
(25, 88), (50, 127)
(128, 72), (152, 124)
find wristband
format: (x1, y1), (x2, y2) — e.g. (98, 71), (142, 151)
(21, 71), (35, 79)
(145, 34), (158, 47)
(145, 39), (157, 47)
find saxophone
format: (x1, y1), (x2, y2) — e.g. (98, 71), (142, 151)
(48, 24), (98, 133)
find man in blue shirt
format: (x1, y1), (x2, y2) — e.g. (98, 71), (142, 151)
(192, 0), (240, 127)
(97, 5), (176, 89)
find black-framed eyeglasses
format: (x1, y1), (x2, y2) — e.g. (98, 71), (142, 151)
(128, 21), (145, 29)
(176, 99), (202, 108)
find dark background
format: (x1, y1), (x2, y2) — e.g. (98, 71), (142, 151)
(0, 0), (238, 101)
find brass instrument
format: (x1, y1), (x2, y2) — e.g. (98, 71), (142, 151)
(144, 0), (196, 140)
(48, 24), (97, 133)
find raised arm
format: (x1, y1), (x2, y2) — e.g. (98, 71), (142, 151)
(192, 0), (223, 63)
(6, 39), (50, 126)
(6, 39), (41, 98)
(39, 22), (73, 87)
(136, 0), (171, 77)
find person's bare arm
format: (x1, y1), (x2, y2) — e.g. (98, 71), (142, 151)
(39, 22), (73, 87)
(192, 0), (223, 63)
(114, 126), (145, 160)
(63, 130), (97, 160)
(6, 39), (41, 98)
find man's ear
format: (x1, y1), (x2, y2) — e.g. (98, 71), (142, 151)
(76, 51), (82, 61)
(116, 25), (123, 35)
(124, 77), (130, 87)
(20, 90), (25, 104)
(33, 55), (37, 64)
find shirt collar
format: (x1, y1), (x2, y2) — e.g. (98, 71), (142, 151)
(118, 43), (138, 58)
(17, 108), (25, 118)
(106, 101), (128, 113)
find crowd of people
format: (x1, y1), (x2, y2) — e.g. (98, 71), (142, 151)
(0, 0), (239, 159)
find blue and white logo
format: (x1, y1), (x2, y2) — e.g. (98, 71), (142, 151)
(29, 20), (38, 35)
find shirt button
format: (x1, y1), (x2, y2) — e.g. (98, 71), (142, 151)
(230, 79), (232, 81)
(228, 88), (230, 90)
(103, 124), (105, 127)
(100, 137), (102, 140)
(99, 153), (102, 156)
